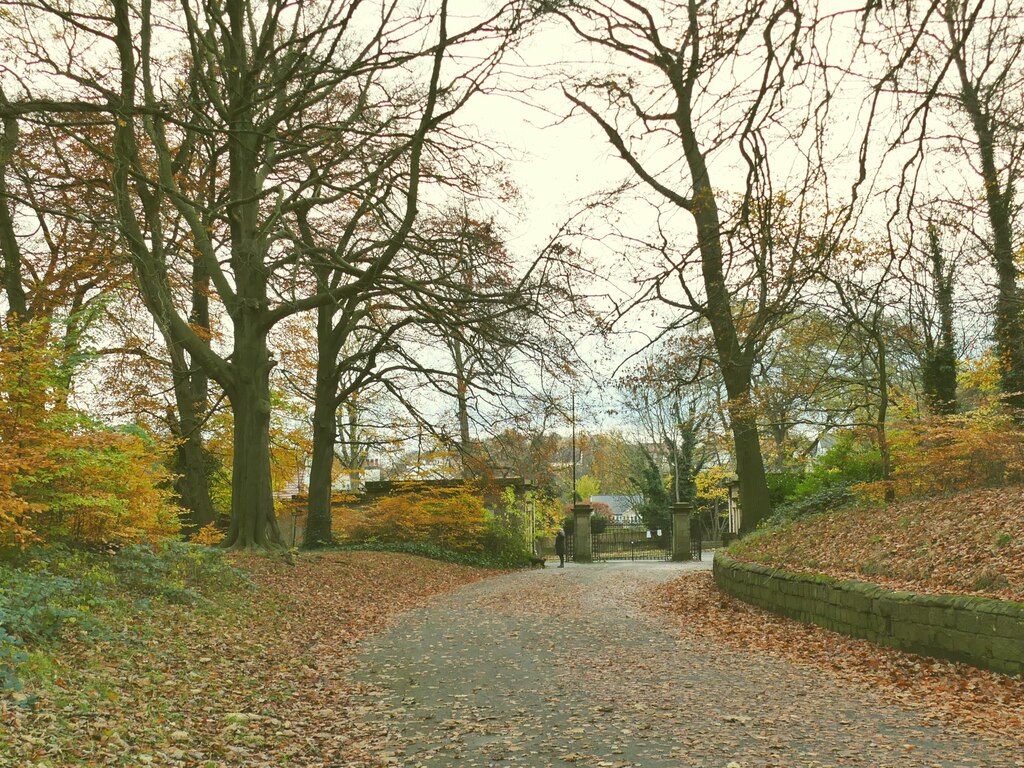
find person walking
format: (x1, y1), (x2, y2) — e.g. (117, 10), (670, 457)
(555, 527), (566, 568)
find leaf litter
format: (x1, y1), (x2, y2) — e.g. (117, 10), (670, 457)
(1, 550), (495, 767)
(729, 486), (1024, 601)
(646, 571), (1024, 747)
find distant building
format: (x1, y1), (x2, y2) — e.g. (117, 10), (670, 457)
(590, 494), (642, 524)
(726, 476), (741, 534)
(274, 457), (382, 498)
(809, 433), (840, 459)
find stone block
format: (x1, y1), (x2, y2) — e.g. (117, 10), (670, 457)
(955, 610), (998, 635)
(838, 607), (859, 626)
(991, 636), (1023, 665)
(993, 613), (1024, 639)
(893, 621), (933, 649)
(944, 628), (993, 659)
(902, 602), (934, 629)
(997, 659), (1023, 677)
(930, 627), (956, 651)
(844, 589), (873, 615)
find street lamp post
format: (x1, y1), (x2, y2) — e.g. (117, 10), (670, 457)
(571, 389), (577, 503)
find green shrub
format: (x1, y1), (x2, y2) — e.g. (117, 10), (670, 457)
(860, 413), (1024, 500)
(765, 471), (802, 507)
(479, 523), (531, 567)
(0, 566), (104, 643)
(793, 434), (882, 500)
(0, 627), (28, 695)
(337, 540), (528, 568)
(478, 488), (532, 566)
(347, 484), (487, 551)
(0, 542), (250, 648)
(0, 542), (250, 704)
(765, 483), (856, 527)
(113, 542), (250, 604)
(0, 318), (181, 549)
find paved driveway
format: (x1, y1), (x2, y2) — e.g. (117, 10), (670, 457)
(353, 558), (1021, 767)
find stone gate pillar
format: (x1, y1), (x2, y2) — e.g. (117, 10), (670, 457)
(671, 501), (693, 561)
(572, 503), (593, 563)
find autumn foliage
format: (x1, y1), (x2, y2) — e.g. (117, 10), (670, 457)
(860, 414), (1024, 501)
(0, 321), (180, 548)
(347, 484), (488, 551)
(189, 523), (226, 547)
(0, 322), (55, 547)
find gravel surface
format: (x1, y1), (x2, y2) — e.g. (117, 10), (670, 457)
(352, 558), (1022, 768)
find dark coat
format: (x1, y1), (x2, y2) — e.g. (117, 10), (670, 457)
(554, 530), (566, 555)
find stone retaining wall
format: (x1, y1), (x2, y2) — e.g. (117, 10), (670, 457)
(713, 552), (1023, 677)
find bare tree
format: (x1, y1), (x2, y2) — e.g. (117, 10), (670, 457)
(547, 0), (841, 533)
(917, 220), (959, 414)
(353, 205), (591, 490)
(401, 208), (543, 478)
(860, 1), (1024, 413)
(934, 2), (1024, 411)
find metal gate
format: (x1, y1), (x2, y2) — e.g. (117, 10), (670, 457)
(593, 523), (671, 561)
(690, 515), (702, 561)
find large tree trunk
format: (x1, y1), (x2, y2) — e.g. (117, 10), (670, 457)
(875, 332), (893, 501)
(303, 393), (335, 548)
(173, 433), (216, 530)
(304, 318), (339, 548)
(685, 164), (771, 533)
(168, 255), (216, 531)
(304, 405), (336, 548)
(722, 374), (771, 536)
(972, 141), (1023, 412)
(220, 0), (282, 549)
(222, 321), (282, 549)
(169, 353), (217, 531)
(0, 116), (29, 322)
(987, 226), (1023, 411)
(672, 0), (772, 535)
